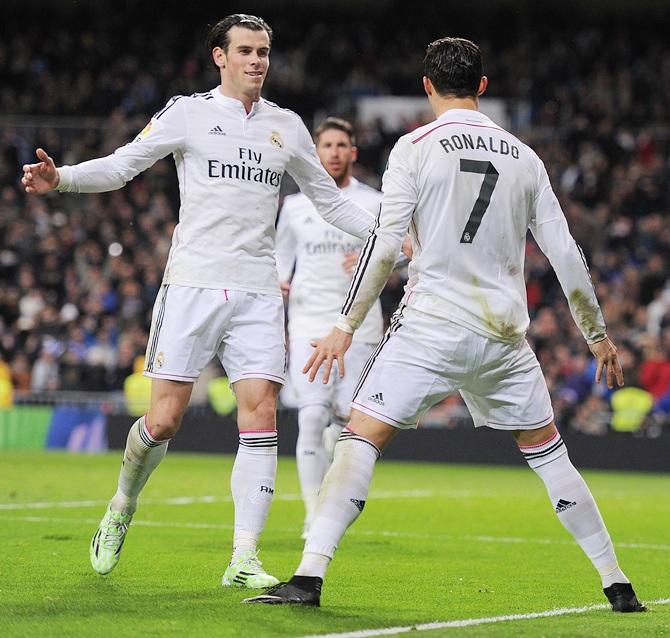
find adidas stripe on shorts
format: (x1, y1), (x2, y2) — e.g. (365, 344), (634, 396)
(352, 305), (553, 430)
(144, 284), (286, 384)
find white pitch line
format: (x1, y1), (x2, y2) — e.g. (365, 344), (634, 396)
(0, 498), (107, 510)
(298, 599), (670, 638)
(0, 515), (236, 531)
(460, 534), (670, 553)
(0, 514), (668, 552)
(0, 489), (440, 511)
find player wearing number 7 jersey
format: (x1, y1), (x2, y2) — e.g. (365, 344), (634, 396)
(246, 37), (645, 612)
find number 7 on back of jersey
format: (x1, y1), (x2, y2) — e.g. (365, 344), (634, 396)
(459, 159), (499, 244)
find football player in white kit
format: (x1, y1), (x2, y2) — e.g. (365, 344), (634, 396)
(245, 38), (645, 611)
(276, 118), (384, 538)
(21, 15), (375, 588)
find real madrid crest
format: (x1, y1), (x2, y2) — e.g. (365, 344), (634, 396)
(155, 352), (165, 369)
(269, 131), (283, 149)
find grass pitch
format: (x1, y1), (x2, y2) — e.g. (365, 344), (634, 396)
(1, 450), (668, 637)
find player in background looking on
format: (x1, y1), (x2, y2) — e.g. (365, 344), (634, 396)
(245, 37), (645, 612)
(21, 14), (374, 589)
(276, 118), (384, 539)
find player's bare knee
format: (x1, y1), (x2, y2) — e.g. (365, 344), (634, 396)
(234, 379), (279, 429)
(255, 399), (277, 424)
(240, 399), (277, 429)
(145, 409), (184, 439)
(513, 422), (557, 447)
(346, 410), (397, 450)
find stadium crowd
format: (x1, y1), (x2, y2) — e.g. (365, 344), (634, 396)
(0, 10), (669, 435)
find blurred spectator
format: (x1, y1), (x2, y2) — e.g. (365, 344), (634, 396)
(30, 339), (60, 391)
(610, 387), (653, 434)
(639, 332), (670, 400)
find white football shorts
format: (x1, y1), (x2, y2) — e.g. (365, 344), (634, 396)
(144, 285), (286, 385)
(289, 336), (378, 421)
(352, 305), (554, 431)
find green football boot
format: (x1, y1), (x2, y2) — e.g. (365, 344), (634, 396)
(222, 550), (279, 589)
(90, 505), (133, 575)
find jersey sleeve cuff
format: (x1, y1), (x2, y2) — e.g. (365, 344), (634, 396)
(54, 166), (73, 192)
(335, 315), (356, 334)
(586, 332), (607, 345)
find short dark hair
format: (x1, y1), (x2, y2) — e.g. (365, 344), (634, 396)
(423, 37), (483, 98)
(314, 117), (356, 146)
(206, 14), (273, 68)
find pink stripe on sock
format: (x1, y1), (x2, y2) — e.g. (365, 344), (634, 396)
(518, 430), (559, 450)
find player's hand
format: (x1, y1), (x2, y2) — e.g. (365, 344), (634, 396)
(401, 234), (413, 260)
(21, 148), (60, 194)
(588, 336), (624, 389)
(303, 327), (353, 384)
(342, 251), (360, 275)
(280, 280), (290, 298)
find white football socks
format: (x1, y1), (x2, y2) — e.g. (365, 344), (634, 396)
(296, 405), (331, 527)
(110, 415), (169, 515)
(323, 421), (346, 463)
(520, 431), (628, 588)
(231, 430), (277, 560)
(296, 429), (380, 579)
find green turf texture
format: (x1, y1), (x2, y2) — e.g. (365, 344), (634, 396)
(1, 451), (668, 637)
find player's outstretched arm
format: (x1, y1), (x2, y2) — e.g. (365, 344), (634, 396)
(22, 148), (60, 194)
(342, 234), (411, 275)
(530, 163), (607, 344)
(303, 327), (353, 384)
(24, 97), (186, 195)
(588, 336), (624, 389)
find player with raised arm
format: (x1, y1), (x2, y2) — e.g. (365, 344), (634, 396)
(245, 37), (645, 611)
(21, 14), (374, 588)
(276, 118), (384, 538)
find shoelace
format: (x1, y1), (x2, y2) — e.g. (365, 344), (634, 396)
(241, 551), (264, 573)
(101, 517), (129, 549)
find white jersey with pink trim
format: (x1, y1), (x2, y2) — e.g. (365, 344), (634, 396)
(276, 178), (383, 344)
(338, 108), (606, 344)
(55, 88), (375, 294)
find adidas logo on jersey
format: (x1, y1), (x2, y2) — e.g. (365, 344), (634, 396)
(555, 498), (577, 513)
(368, 392), (384, 405)
(208, 125), (226, 135)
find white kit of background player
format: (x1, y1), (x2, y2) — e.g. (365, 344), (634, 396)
(21, 15), (374, 589)
(276, 159), (383, 538)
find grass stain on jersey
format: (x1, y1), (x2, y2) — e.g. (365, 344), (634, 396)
(349, 253), (397, 328)
(569, 289), (602, 338)
(482, 310), (519, 341)
(471, 276), (520, 341)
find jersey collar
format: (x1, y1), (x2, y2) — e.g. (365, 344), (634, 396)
(211, 87), (263, 116)
(436, 108), (499, 127)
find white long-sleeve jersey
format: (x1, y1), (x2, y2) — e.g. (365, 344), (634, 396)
(337, 108), (606, 344)
(56, 89), (375, 295)
(276, 177), (383, 344)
